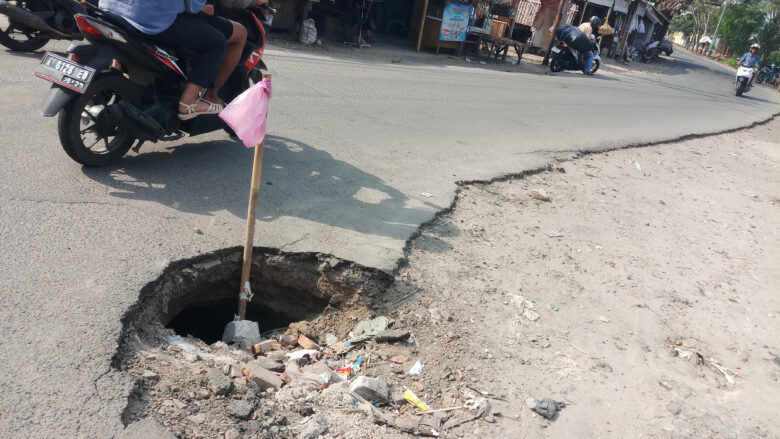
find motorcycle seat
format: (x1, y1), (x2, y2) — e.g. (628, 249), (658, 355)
(92, 9), (199, 61)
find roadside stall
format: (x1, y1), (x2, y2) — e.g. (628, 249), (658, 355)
(409, 0), (530, 61)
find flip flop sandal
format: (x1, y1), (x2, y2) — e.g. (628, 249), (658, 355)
(178, 98), (224, 121)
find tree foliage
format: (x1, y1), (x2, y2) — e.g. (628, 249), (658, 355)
(719, 3), (766, 55)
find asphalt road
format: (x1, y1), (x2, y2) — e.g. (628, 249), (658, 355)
(0, 40), (778, 437)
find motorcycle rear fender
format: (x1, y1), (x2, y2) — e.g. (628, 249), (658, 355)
(41, 43), (118, 117)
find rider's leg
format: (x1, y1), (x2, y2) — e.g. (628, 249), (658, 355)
(204, 21), (247, 106)
(150, 13), (228, 115)
(583, 50), (594, 74)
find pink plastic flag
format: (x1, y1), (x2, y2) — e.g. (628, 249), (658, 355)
(219, 77), (272, 148)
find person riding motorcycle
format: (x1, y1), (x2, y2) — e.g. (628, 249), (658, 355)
(98, 0), (248, 120)
(577, 16), (601, 75)
(738, 43), (761, 87)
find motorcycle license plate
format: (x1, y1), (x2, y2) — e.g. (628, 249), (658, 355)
(35, 52), (94, 94)
(551, 47), (561, 53)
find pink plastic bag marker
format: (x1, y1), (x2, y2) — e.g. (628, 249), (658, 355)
(219, 75), (272, 319)
(220, 76), (272, 148)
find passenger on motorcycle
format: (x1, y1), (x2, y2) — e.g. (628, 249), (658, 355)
(98, 0), (248, 120)
(578, 16), (601, 75)
(738, 43), (761, 86)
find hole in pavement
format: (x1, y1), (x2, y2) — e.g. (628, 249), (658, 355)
(113, 246), (395, 369)
(165, 300), (293, 344)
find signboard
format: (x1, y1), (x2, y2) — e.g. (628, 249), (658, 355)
(440, 3), (472, 42)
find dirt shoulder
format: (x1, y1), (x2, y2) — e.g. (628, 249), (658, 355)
(396, 117), (780, 438)
(120, 118), (780, 438)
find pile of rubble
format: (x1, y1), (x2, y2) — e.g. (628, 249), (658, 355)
(125, 313), (494, 438)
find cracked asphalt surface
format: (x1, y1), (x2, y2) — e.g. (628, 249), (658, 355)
(0, 40), (778, 437)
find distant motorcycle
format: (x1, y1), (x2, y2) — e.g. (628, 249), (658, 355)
(549, 38), (601, 74)
(0, 0), (97, 51)
(734, 65), (755, 96)
(756, 65), (777, 85)
(631, 41), (660, 63)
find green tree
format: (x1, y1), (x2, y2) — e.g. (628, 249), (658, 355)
(756, 0), (779, 59)
(719, 2), (765, 55)
(671, 13), (696, 35)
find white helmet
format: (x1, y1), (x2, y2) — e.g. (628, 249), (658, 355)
(750, 43), (760, 50)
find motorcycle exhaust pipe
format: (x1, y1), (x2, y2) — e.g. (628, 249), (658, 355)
(0, 1), (72, 39)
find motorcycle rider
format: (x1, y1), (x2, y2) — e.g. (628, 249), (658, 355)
(737, 43), (761, 87)
(98, 0), (247, 120)
(578, 16), (601, 75)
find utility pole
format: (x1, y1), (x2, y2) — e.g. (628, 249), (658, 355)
(542, 0), (567, 65)
(707, 1), (727, 57)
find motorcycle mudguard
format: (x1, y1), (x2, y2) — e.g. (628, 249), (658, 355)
(41, 85), (77, 117)
(40, 43), (118, 116)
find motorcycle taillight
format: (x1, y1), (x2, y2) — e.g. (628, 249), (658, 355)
(69, 54), (82, 63)
(75, 16), (101, 37)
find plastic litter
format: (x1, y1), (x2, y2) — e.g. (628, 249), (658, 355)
(287, 349), (320, 360)
(219, 77), (271, 148)
(409, 360), (424, 375)
(403, 389), (431, 411)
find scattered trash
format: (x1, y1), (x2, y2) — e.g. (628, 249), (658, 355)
(599, 316), (610, 323)
(375, 329), (411, 343)
(615, 342), (628, 351)
(418, 413), (442, 437)
(194, 228), (204, 235)
(544, 231), (564, 238)
(529, 189), (551, 202)
(287, 349), (320, 361)
(511, 295), (540, 321)
(710, 359), (735, 384)
(403, 389), (431, 411)
(390, 355), (409, 364)
(634, 161), (642, 171)
(409, 361), (424, 375)
(351, 355), (364, 372)
(525, 397), (565, 420)
(641, 345), (652, 352)
(553, 306), (560, 312)
(420, 192), (434, 198)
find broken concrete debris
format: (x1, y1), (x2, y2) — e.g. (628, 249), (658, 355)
(243, 362), (283, 390)
(206, 371), (233, 396)
(349, 376), (389, 402)
(227, 399), (254, 419)
(526, 397), (565, 420)
(298, 333), (321, 350)
(222, 320), (261, 346)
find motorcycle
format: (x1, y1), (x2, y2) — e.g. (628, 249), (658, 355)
(734, 65), (755, 96)
(631, 41), (660, 63)
(34, 5), (273, 166)
(756, 65), (777, 85)
(549, 38), (601, 74)
(0, 0), (97, 51)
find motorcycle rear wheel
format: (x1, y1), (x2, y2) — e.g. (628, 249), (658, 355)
(630, 50), (642, 62)
(58, 75), (137, 166)
(550, 58), (564, 73)
(0, 1), (51, 51)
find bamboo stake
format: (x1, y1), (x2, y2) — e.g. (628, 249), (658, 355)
(237, 141), (265, 320)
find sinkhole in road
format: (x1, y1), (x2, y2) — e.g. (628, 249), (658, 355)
(113, 246), (394, 368)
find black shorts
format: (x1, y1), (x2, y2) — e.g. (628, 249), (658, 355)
(199, 12), (234, 40)
(150, 12), (234, 88)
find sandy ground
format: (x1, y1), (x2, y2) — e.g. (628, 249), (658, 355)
(122, 117), (780, 438)
(394, 117), (780, 438)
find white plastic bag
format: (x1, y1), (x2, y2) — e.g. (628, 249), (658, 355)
(298, 18), (317, 45)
